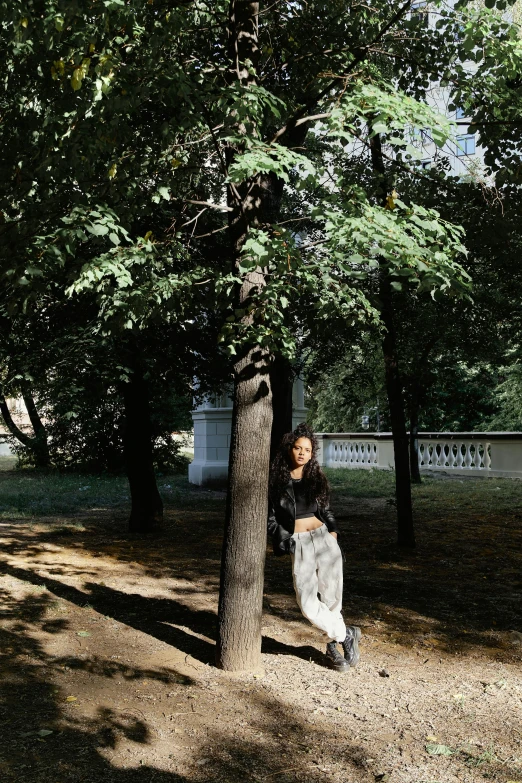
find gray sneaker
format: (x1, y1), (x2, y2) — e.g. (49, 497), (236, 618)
(341, 626), (361, 667)
(325, 641), (350, 672)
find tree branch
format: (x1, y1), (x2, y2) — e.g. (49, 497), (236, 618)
(269, 0), (414, 145)
(0, 394), (34, 449)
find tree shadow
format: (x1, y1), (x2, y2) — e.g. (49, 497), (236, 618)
(2, 469), (522, 663)
(0, 560), (319, 668)
(0, 582), (381, 783)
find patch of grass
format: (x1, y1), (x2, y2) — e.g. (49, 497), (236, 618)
(1, 464), (520, 520)
(0, 470), (225, 517)
(413, 474), (522, 517)
(0, 472), (131, 516)
(327, 468), (522, 516)
(0, 456), (17, 471)
(325, 467), (396, 498)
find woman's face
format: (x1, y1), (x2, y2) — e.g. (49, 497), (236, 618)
(290, 437), (313, 469)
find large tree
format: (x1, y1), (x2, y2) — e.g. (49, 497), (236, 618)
(1, 0), (473, 670)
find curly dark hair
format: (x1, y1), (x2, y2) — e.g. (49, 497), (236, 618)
(269, 422), (330, 506)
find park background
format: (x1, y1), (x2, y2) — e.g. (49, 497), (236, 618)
(1, 1), (522, 782)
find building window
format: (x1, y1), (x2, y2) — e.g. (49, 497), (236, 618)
(411, 2), (428, 25)
(456, 107), (466, 120)
(419, 159), (432, 170)
(456, 134), (475, 156)
(413, 127), (430, 143)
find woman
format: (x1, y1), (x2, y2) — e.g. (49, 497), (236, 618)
(267, 423), (361, 672)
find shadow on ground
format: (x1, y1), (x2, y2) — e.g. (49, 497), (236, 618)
(0, 584), (374, 783)
(1, 471), (521, 660)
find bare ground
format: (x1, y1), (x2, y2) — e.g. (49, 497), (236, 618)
(1, 478), (522, 783)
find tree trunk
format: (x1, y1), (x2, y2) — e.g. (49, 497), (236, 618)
(217, 0), (274, 672)
(0, 390), (50, 467)
(369, 128), (415, 547)
(409, 390), (422, 484)
(217, 0), (314, 670)
(380, 272), (415, 547)
(217, 343), (273, 671)
(122, 360), (163, 534)
(269, 355), (293, 462)
(21, 383), (50, 468)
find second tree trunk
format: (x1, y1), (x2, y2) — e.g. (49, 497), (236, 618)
(122, 364), (163, 534)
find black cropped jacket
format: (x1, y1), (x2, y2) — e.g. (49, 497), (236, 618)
(267, 479), (340, 556)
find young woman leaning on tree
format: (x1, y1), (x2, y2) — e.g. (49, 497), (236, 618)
(267, 423), (361, 672)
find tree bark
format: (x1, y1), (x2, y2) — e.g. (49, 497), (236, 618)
(369, 128), (415, 547)
(0, 390), (50, 467)
(217, 0), (274, 672)
(122, 357), (163, 534)
(217, 341), (272, 671)
(380, 274), (415, 547)
(21, 383), (50, 468)
(269, 355), (294, 462)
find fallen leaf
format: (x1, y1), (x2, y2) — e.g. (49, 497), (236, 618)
(38, 729), (53, 737)
(65, 696), (77, 702)
(426, 743), (453, 756)
(76, 631), (91, 637)
(426, 734), (438, 741)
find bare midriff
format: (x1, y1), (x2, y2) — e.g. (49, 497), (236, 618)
(293, 515), (323, 533)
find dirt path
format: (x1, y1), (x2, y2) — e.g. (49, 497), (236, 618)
(1, 487), (521, 783)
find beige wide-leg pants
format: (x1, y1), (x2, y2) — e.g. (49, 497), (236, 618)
(291, 524), (346, 643)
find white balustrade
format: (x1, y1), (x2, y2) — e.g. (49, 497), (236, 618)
(316, 433), (522, 479)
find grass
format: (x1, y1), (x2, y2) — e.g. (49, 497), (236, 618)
(326, 467), (522, 515)
(0, 458), (223, 518)
(1, 456), (521, 519)
(0, 456), (17, 471)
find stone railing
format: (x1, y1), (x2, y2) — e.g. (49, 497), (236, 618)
(316, 433), (522, 479)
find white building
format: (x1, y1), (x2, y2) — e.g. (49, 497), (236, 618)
(188, 378), (307, 486)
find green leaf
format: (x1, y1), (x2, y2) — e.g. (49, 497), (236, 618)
(426, 744), (453, 756)
(86, 224), (109, 237)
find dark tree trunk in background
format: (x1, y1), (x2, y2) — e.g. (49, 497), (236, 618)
(269, 355), (294, 462)
(369, 128), (415, 547)
(0, 388), (50, 468)
(409, 387), (422, 484)
(21, 382), (51, 468)
(122, 354), (163, 534)
(379, 273), (415, 547)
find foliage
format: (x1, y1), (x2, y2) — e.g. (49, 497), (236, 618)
(6, 382), (191, 474)
(486, 362), (522, 430)
(2, 0), (519, 486)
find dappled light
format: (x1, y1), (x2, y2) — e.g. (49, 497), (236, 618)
(1, 467), (522, 781)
